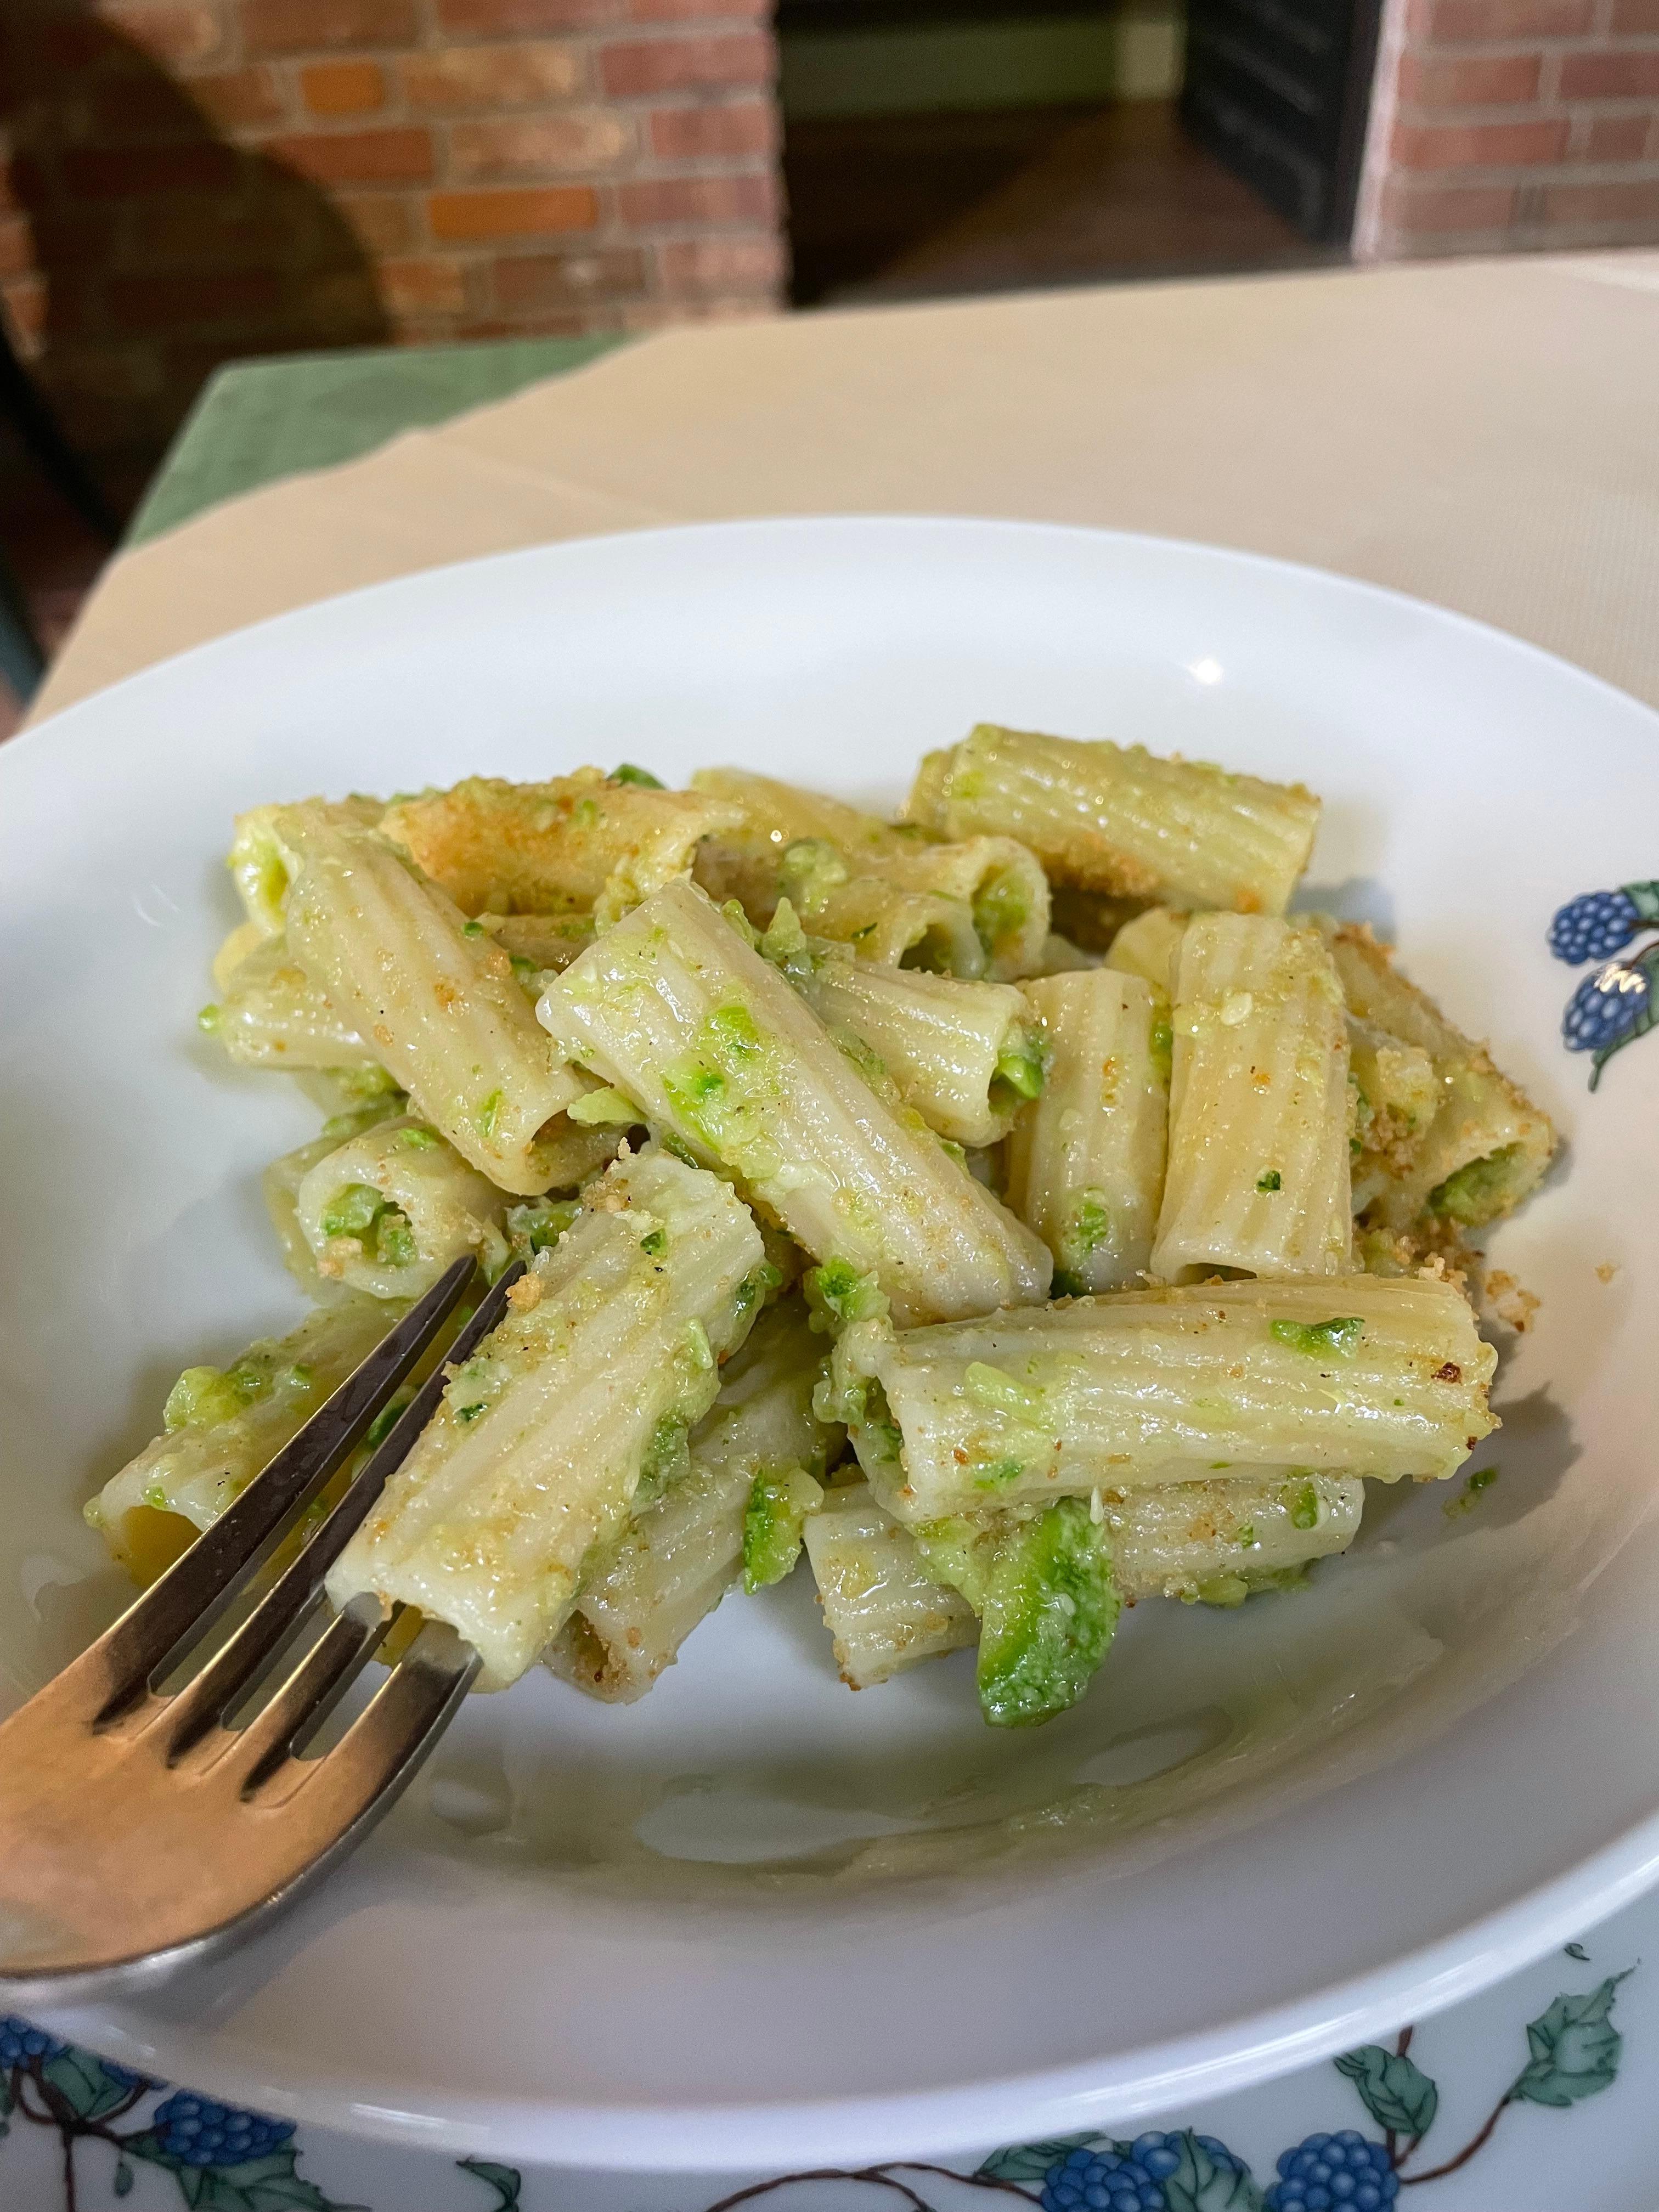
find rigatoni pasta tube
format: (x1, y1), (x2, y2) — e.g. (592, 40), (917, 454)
(905, 724), (1319, 917)
(326, 1147), (768, 1689)
(1005, 970), (1169, 1293)
(89, 1299), (399, 1579)
(206, 934), (380, 1073)
(295, 1114), (509, 1300)
(1152, 913), (1351, 1282)
(828, 1274), (1496, 1522)
(803, 1480), (978, 1688)
(797, 957), (1046, 1148)
(380, 771), (742, 927)
(547, 1298), (834, 1702)
(537, 877), (1052, 1325)
(1105, 906), (1188, 998)
(691, 766), (1049, 978)
(280, 806), (596, 1194)
(1317, 919), (1557, 1234)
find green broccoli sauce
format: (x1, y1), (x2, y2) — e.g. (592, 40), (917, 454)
(475, 1090), (505, 1141)
(1444, 1464), (1499, 1518)
(1057, 1189), (1111, 1274)
(320, 1182), (417, 1268)
(163, 1358), (274, 1432)
(975, 1498), (1120, 1728)
(1256, 1169), (1282, 1193)
(397, 1126), (440, 1152)
(804, 1258), (888, 1334)
(1149, 1017), (1173, 1085)
(461, 919), (486, 940)
(505, 1196), (579, 1261)
(1284, 1479), (1322, 1530)
(197, 1003), (222, 1034)
(973, 1457), (1027, 1492)
(1269, 1315), (1364, 1359)
(572, 798), (602, 829)
(741, 1463), (822, 1592)
(758, 898), (816, 979)
(640, 1227), (668, 1258)
(636, 1413), (691, 1503)
(991, 1026), (1048, 1105)
(973, 872), (1028, 958)
(366, 1392), (414, 1449)
(777, 838), (850, 917)
(610, 764), (663, 788)
(732, 1258), (783, 1322)
(1190, 1562), (1313, 1608)
(1429, 1145), (1523, 1226)
(660, 1000), (783, 1180)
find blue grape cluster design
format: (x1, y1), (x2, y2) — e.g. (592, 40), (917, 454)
(1549, 888), (1644, 964)
(1042, 2131), (1245, 2211)
(0, 2015), (65, 2069)
(1549, 881), (1659, 1084)
(1562, 961), (1649, 1053)
(1265, 2130), (1400, 2211)
(149, 2089), (296, 2167)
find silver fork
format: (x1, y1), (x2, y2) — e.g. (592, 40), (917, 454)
(0, 1254), (522, 2005)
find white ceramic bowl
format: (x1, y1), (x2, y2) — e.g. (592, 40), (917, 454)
(4, 518), (1657, 2174)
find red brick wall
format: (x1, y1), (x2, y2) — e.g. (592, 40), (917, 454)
(1359, 0), (1659, 255)
(0, 0), (785, 466)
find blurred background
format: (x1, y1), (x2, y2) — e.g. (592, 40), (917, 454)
(2, 0), (1656, 724)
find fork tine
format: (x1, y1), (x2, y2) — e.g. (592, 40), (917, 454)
(254, 1620), (482, 1841)
(162, 1262), (524, 1760)
(223, 1597), (393, 1794)
(64, 1255), (478, 1728)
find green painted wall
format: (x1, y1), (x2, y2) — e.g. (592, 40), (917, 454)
(779, 11), (1184, 118)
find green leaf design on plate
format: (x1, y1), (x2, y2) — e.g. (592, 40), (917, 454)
(458, 2157), (523, 2209)
(115, 2159), (136, 2198)
(40, 2048), (141, 2124)
(1592, 945), (1659, 1090)
(0, 2075), (12, 2119)
(1335, 2044), (1440, 2139)
(126, 2137), (349, 2212)
(1161, 2130), (1264, 2212)
(1511, 1973), (1633, 2107)
(978, 2132), (1103, 2183)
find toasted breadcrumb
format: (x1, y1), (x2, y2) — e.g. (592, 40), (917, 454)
(505, 1273), (543, 1312)
(1483, 1268), (1540, 1334)
(1596, 1262), (1620, 1284)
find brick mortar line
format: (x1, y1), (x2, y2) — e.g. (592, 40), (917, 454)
(1393, 155), (1659, 176)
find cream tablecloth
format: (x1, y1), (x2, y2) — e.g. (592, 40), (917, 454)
(32, 249), (1659, 724)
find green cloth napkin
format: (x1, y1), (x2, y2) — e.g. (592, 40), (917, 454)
(128, 334), (630, 546)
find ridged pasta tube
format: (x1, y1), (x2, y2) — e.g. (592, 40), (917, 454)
(537, 878), (1052, 1325)
(546, 1298), (834, 1702)
(1006, 970), (1170, 1294)
(798, 958), (1046, 1148)
(1317, 920), (1557, 1233)
(1153, 913), (1352, 1281)
(294, 1115), (509, 1300)
(89, 1298), (399, 1581)
(326, 1147), (769, 1689)
(905, 725), (1320, 917)
(280, 807), (596, 1195)
(803, 1480), (978, 1688)
(1104, 906), (1188, 998)
(829, 1274), (1496, 1522)
(803, 1470), (1366, 1688)
(205, 934), (380, 1072)
(690, 768), (1049, 979)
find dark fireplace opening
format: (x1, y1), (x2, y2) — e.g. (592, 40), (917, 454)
(777, 0), (1382, 309)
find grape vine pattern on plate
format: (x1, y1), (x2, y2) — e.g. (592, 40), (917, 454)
(1550, 882), (1659, 1087)
(0, 1966), (1634, 2208)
